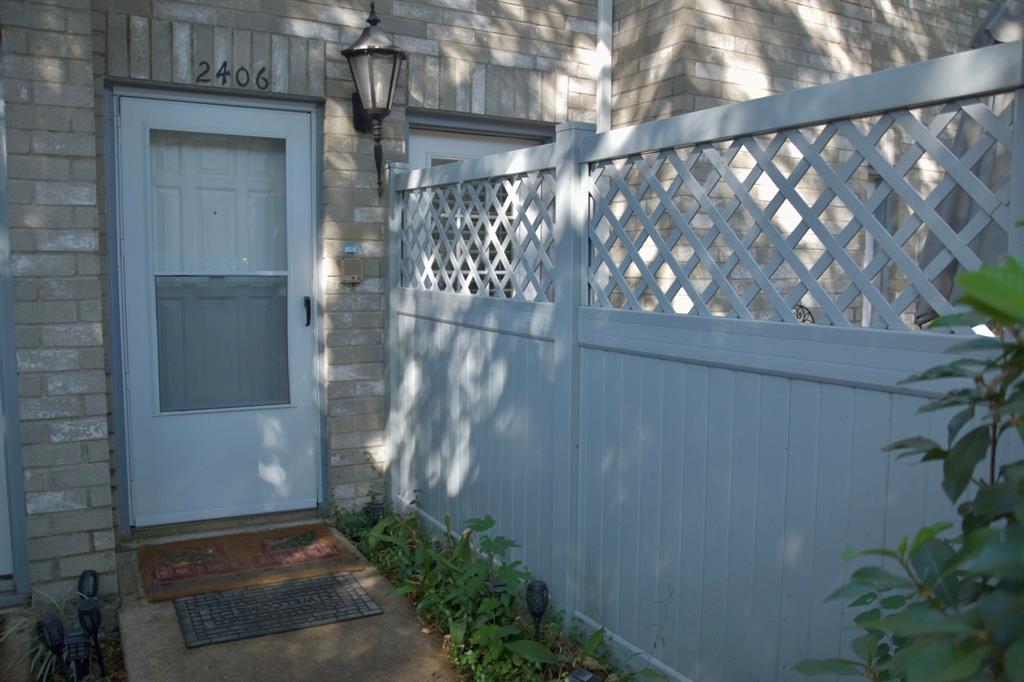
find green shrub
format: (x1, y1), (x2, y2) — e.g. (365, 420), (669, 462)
(337, 507), (665, 681)
(796, 259), (1024, 681)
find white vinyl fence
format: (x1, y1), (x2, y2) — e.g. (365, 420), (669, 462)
(387, 42), (1023, 682)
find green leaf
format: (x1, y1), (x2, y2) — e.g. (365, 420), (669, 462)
(955, 257), (1024, 323)
(582, 627), (605, 658)
(880, 595), (908, 610)
(792, 659), (863, 676)
(390, 584), (416, 597)
(849, 591), (877, 607)
(852, 632), (881, 662)
(450, 619), (467, 645)
(967, 525), (1024, 579)
(884, 437), (942, 454)
(973, 484), (1020, 518)
(841, 548), (900, 561)
(495, 624), (522, 639)
(927, 312), (988, 329)
(465, 515), (496, 533)
(909, 539), (958, 606)
(854, 608), (881, 627)
(850, 566), (915, 589)
(824, 581), (877, 602)
(503, 639), (557, 665)
(918, 389), (984, 414)
(863, 606), (971, 636)
(905, 641), (987, 682)
(909, 522), (954, 554)
(1006, 637), (1024, 682)
(942, 426), (990, 503)
(947, 405), (976, 445)
(900, 363), (977, 385)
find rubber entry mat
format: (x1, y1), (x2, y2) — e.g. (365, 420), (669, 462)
(174, 572), (382, 647)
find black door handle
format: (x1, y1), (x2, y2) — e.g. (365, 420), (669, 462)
(304, 296), (311, 326)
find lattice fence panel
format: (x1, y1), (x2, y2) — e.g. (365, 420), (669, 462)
(400, 170), (556, 302)
(587, 91), (1015, 331)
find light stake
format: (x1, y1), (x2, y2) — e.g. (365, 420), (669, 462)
(65, 629), (91, 681)
(78, 596), (107, 677)
(525, 579), (549, 640)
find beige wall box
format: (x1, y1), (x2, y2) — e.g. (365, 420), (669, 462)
(341, 243), (364, 284)
(341, 257), (364, 284)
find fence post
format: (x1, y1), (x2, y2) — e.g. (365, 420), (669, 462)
(1011, 83), (1024, 260)
(386, 161), (409, 509)
(552, 122), (595, 616)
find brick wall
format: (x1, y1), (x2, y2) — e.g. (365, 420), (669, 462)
(2, 0), (117, 598)
(611, 0), (989, 127)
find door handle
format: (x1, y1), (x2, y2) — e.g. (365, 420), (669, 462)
(303, 296), (311, 326)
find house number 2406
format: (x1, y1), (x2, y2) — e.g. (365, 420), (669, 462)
(196, 61), (270, 90)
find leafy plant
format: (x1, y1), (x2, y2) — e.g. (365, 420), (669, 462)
(796, 259), (1024, 682)
(338, 506), (664, 681)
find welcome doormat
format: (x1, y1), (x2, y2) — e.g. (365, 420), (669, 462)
(138, 524), (363, 601)
(174, 572), (382, 648)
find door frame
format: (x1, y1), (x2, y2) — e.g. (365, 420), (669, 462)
(0, 40), (31, 605)
(106, 85), (327, 533)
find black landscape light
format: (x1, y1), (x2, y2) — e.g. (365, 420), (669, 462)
(525, 579), (549, 639)
(65, 628), (91, 680)
(36, 614), (69, 679)
(343, 2), (407, 199)
(570, 668), (605, 682)
(78, 596), (107, 677)
(78, 569), (98, 598)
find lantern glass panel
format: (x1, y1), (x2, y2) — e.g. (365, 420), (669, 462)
(349, 53), (373, 109)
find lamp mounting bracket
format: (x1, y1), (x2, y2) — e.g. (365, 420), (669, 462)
(352, 92), (372, 134)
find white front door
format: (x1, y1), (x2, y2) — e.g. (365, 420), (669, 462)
(117, 97), (319, 527)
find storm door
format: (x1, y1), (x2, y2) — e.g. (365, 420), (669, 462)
(117, 97), (319, 526)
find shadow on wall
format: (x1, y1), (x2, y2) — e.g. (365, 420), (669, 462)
(612, 0), (984, 127)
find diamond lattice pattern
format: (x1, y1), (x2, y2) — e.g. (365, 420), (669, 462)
(401, 170), (556, 302)
(587, 93), (1015, 330)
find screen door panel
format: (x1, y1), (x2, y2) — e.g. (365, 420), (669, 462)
(150, 130), (289, 412)
(118, 97), (319, 527)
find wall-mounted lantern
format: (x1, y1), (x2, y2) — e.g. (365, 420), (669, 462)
(343, 2), (407, 199)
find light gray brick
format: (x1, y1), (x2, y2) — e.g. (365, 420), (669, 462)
(58, 550), (116, 578)
(46, 508), (112, 536)
(20, 396), (81, 420)
(49, 463), (110, 488)
(26, 490), (89, 514)
(48, 417), (107, 443)
(28, 532), (92, 560)
(35, 182), (96, 206)
(47, 371), (105, 396)
(22, 443), (83, 468)
(17, 350), (80, 372)
(42, 323), (103, 347)
(31, 132), (95, 157)
(93, 530), (116, 552)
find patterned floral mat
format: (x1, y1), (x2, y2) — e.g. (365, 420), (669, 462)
(137, 524), (363, 601)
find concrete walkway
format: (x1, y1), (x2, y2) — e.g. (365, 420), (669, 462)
(118, 531), (458, 682)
